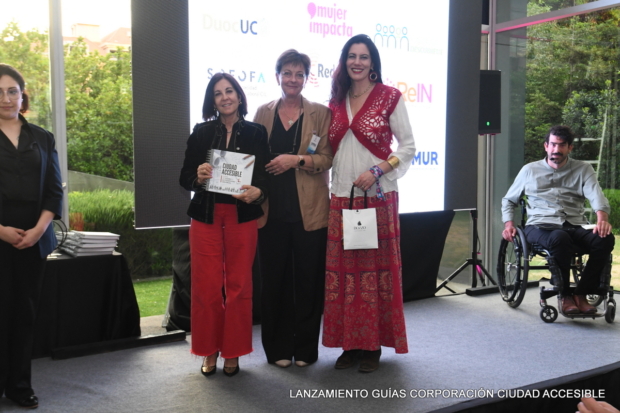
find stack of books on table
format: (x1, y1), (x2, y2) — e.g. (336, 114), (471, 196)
(60, 231), (120, 257)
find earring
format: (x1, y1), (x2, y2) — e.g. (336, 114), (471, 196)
(369, 70), (378, 82)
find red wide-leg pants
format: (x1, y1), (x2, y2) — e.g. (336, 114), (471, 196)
(189, 204), (256, 359)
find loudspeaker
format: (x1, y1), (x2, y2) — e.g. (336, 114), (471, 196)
(478, 70), (501, 134)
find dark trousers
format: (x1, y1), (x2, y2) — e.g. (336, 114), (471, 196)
(524, 224), (615, 295)
(258, 219), (327, 364)
(0, 242), (46, 399)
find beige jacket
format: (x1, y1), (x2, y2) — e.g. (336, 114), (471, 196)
(253, 96), (332, 231)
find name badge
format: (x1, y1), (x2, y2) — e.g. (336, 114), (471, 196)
(307, 132), (321, 154)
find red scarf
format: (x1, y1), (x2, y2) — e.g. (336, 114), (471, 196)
(328, 83), (401, 159)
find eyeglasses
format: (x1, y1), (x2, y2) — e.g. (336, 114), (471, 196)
(0, 89), (22, 101)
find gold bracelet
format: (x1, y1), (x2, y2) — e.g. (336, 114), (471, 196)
(387, 156), (400, 169)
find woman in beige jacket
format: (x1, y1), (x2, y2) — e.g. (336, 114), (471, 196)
(253, 49), (332, 368)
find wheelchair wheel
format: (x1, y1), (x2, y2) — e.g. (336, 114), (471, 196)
(587, 294), (604, 307)
(540, 306), (558, 323)
(497, 227), (529, 308)
(605, 301), (615, 324)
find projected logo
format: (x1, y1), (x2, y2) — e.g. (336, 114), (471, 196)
(307, 2), (353, 38)
(207, 68), (266, 83)
(315, 63), (335, 80)
(396, 82), (433, 103)
(412, 151), (439, 167)
(202, 15), (259, 35)
(373, 24), (409, 50)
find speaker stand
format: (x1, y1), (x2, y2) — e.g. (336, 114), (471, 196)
(435, 210), (496, 294)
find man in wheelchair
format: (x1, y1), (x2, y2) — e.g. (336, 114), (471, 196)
(501, 125), (614, 315)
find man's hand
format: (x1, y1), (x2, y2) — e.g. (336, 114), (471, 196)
(593, 211), (613, 238)
(577, 397), (620, 413)
(502, 221), (517, 242)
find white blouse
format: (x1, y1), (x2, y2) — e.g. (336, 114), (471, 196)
(330, 96), (416, 198)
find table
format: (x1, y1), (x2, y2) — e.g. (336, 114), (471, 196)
(33, 252), (141, 359)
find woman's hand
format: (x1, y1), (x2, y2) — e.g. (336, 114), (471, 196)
(232, 185), (263, 204)
(0, 225), (25, 246)
(353, 170), (376, 192)
(13, 226), (46, 249)
(196, 162), (213, 185)
(266, 155), (298, 175)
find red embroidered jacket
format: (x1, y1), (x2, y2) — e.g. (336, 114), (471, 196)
(328, 83), (401, 159)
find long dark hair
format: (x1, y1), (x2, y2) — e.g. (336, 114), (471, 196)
(0, 63), (29, 113)
(330, 34), (383, 105)
(202, 73), (248, 121)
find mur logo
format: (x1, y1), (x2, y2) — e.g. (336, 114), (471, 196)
(307, 2), (353, 38)
(207, 68), (266, 83)
(373, 24), (409, 50)
(413, 151), (439, 166)
(202, 15), (258, 35)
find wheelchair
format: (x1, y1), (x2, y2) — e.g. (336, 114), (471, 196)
(496, 201), (615, 323)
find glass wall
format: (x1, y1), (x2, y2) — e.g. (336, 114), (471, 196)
(0, 1), (51, 130)
(0, 1), (172, 278)
(61, 0), (133, 185)
(496, 0), (599, 23)
(490, 1), (620, 289)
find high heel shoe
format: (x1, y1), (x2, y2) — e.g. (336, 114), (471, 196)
(201, 352), (218, 376)
(223, 357), (240, 377)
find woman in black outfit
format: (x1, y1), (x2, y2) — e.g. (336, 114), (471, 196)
(0, 64), (63, 409)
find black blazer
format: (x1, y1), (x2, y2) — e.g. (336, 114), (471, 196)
(179, 118), (269, 224)
(0, 115), (63, 258)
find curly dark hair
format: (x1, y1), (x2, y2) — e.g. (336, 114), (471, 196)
(545, 125), (575, 146)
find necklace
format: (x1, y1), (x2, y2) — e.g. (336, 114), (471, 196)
(350, 83), (373, 99)
(283, 106), (301, 126)
(278, 99), (302, 126)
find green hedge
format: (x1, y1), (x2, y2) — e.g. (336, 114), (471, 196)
(68, 189), (173, 278)
(603, 189), (620, 235)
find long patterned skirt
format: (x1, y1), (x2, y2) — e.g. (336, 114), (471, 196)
(322, 191), (408, 353)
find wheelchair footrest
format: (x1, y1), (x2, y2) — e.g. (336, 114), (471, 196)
(540, 287), (560, 300)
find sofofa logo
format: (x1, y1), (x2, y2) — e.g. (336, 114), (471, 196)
(374, 24), (409, 50)
(207, 68), (266, 83)
(203, 15), (258, 35)
(307, 2), (353, 38)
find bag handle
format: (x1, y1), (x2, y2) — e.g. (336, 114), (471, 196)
(349, 185), (368, 210)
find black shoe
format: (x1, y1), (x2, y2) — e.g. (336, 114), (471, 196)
(223, 358), (239, 377)
(335, 350), (362, 369)
(358, 349), (381, 373)
(7, 394), (39, 409)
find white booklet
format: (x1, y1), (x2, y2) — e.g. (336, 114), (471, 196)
(204, 149), (255, 195)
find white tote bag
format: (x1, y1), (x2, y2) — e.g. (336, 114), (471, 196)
(342, 186), (378, 250)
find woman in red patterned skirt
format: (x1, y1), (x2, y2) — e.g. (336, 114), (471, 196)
(322, 34), (416, 373)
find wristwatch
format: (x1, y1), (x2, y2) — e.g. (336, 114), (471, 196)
(298, 155), (305, 167)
